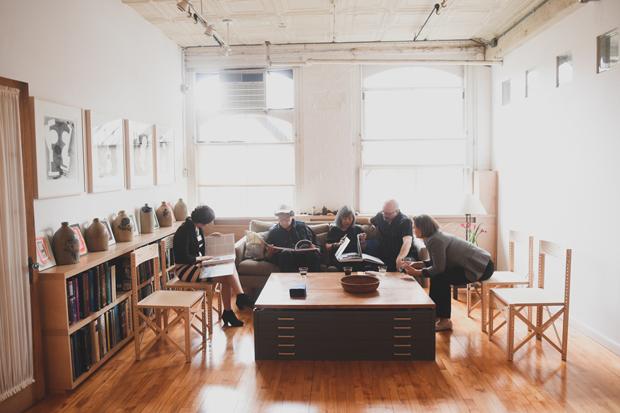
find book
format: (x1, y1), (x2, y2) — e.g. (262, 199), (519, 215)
(199, 262), (235, 279)
(201, 233), (236, 264)
(259, 237), (320, 252)
(90, 320), (100, 363)
(335, 234), (384, 265)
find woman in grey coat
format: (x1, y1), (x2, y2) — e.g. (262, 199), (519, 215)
(402, 214), (494, 331)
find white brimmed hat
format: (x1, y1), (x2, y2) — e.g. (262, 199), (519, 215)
(274, 204), (294, 216)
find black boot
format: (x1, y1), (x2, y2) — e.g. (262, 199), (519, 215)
(236, 293), (255, 310)
(222, 310), (244, 327)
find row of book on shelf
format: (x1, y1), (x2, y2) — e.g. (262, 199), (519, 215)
(70, 299), (133, 381)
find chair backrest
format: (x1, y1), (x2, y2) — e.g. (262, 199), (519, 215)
(508, 230), (534, 287)
(538, 240), (572, 304)
(159, 235), (175, 287)
(130, 243), (161, 296)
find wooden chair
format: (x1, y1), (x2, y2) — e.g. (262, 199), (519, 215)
(159, 236), (222, 335)
(131, 244), (206, 363)
(488, 240), (572, 361)
(479, 231), (534, 332)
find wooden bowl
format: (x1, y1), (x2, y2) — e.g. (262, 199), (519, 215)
(340, 275), (380, 293)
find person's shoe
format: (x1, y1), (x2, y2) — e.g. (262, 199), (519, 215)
(222, 310), (244, 327)
(435, 319), (453, 332)
(235, 293), (255, 310)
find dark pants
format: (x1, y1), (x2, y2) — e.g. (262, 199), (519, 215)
(429, 260), (494, 319)
(277, 250), (322, 273)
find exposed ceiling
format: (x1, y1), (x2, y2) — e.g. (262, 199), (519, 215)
(122, 0), (545, 50)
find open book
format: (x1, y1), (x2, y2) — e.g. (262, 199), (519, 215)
(260, 238), (320, 252)
(198, 233), (236, 278)
(334, 234), (384, 265)
(201, 233), (235, 266)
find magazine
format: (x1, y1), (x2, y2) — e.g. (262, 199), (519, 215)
(201, 233), (235, 266)
(334, 234), (384, 265)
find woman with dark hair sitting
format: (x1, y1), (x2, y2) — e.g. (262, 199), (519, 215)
(326, 205), (367, 271)
(401, 214), (494, 332)
(173, 205), (254, 327)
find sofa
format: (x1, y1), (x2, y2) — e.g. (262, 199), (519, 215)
(234, 219), (429, 296)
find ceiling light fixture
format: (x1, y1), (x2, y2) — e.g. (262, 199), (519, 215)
(176, 2), (231, 56)
(177, 0), (190, 13)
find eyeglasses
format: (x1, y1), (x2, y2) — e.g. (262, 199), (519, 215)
(382, 210), (398, 217)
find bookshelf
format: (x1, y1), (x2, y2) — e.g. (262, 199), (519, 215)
(38, 222), (182, 392)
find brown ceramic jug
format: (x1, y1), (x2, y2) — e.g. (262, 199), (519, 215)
(156, 202), (173, 227)
(140, 204), (155, 233)
(113, 210), (134, 242)
(52, 222), (80, 265)
(174, 198), (188, 221)
(84, 218), (109, 252)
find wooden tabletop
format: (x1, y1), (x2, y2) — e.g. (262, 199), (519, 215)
(254, 272), (436, 309)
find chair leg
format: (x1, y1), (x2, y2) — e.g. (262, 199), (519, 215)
(201, 293), (207, 342)
(467, 284), (471, 317)
(185, 309), (191, 363)
(207, 285), (213, 335)
(488, 292), (494, 341)
(536, 305), (543, 340)
(508, 304), (515, 362)
(481, 284), (488, 332)
(561, 306), (569, 361)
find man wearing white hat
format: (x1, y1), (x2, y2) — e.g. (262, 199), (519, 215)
(265, 204), (322, 272)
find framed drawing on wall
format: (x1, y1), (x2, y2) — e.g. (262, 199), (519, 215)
(154, 125), (174, 186)
(124, 120), (153, 189)
(30, 98), (85, 199)
(85, 111), (125, 193)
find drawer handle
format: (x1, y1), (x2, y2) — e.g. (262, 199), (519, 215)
(278, 344), (295, 347)
(278, 335), (295, 338)
(394, 344), (411, 348)
(394, 326), (411, 330)
(279, 353), (295, 356)
(277, 318), (295, 321)
(394, 353), (411, 356)
(394, 335), (411, 338)
(278, 326), (294, 330)
(394, 318), (411, 321)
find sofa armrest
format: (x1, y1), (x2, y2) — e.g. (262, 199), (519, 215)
(235, 237), (247, 268)
(413, 238), (428, 261)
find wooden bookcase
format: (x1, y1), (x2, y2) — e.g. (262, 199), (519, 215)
(38, 222), (181, 392)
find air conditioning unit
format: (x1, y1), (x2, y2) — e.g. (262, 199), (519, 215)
(220, 71), (266, 110)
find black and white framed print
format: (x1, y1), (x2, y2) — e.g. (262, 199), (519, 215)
(31, 98), (84, 199)
(124, 120), (154, 189)
(154, 125), (175, 186)
(85, 111), (125, 193)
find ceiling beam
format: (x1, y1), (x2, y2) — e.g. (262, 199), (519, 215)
(485, 0), (584, 60)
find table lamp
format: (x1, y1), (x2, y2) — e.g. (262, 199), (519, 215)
(459, 194), (487, 242)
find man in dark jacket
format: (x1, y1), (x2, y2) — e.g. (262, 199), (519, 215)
(265, 204), (322, 272)
(370, 199), (417, 272)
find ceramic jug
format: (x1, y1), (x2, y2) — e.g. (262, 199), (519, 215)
(156, 202), (173, 227)
(113, 210), (134, 242)
(140, 204), (155, 234)
(52, 222), (80, 265)
(84, 218), (109, 252)
(174, 198), (188, 221)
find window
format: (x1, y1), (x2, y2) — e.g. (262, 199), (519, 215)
(361, 66), (466, 214)
(502, 79), (511, 105)
(557, 52), (573, 87)
(597, 29), (619, 73)
(194, 70), (295, 217)
(525, 68), (537, 98)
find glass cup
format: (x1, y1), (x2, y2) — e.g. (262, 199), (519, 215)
(400, 257), (413, 273)
(299, 267), (308, 278)
(378, 265), (387, 276)
(343, 266), (353, 276)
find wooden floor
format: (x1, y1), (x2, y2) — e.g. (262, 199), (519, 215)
(27, 289), (620, 413)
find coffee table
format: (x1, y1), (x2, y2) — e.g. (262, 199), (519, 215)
(253, 272), (436, 360)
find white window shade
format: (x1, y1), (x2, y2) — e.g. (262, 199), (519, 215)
(362, 140), (466, 166)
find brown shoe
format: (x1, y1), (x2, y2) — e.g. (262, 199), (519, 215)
(435, 319), (453, 332)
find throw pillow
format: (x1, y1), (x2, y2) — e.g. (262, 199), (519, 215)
(244, 230), (267, 260)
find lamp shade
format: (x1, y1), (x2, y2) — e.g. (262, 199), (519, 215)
(460, 194), (487, 215)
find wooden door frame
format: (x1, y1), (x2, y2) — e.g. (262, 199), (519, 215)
(0, 77), (46, 411)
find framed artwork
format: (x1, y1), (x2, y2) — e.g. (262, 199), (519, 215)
(154, 125), (175, 186)
(69, 223), (88, 256)
(85, 111), (125, 193)
(100, 218), (116, 245)
(124, 120), (154, 189)
(35, 232), (56, 270)
(153, 213), (160, 229)
(166, 202), (176, 222)
(30, 98), (85, 199)
(128, 214), (139, 237)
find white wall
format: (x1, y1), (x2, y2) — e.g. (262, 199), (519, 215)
(491, 0), (620, 355)
(0, 0), (187, 235)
